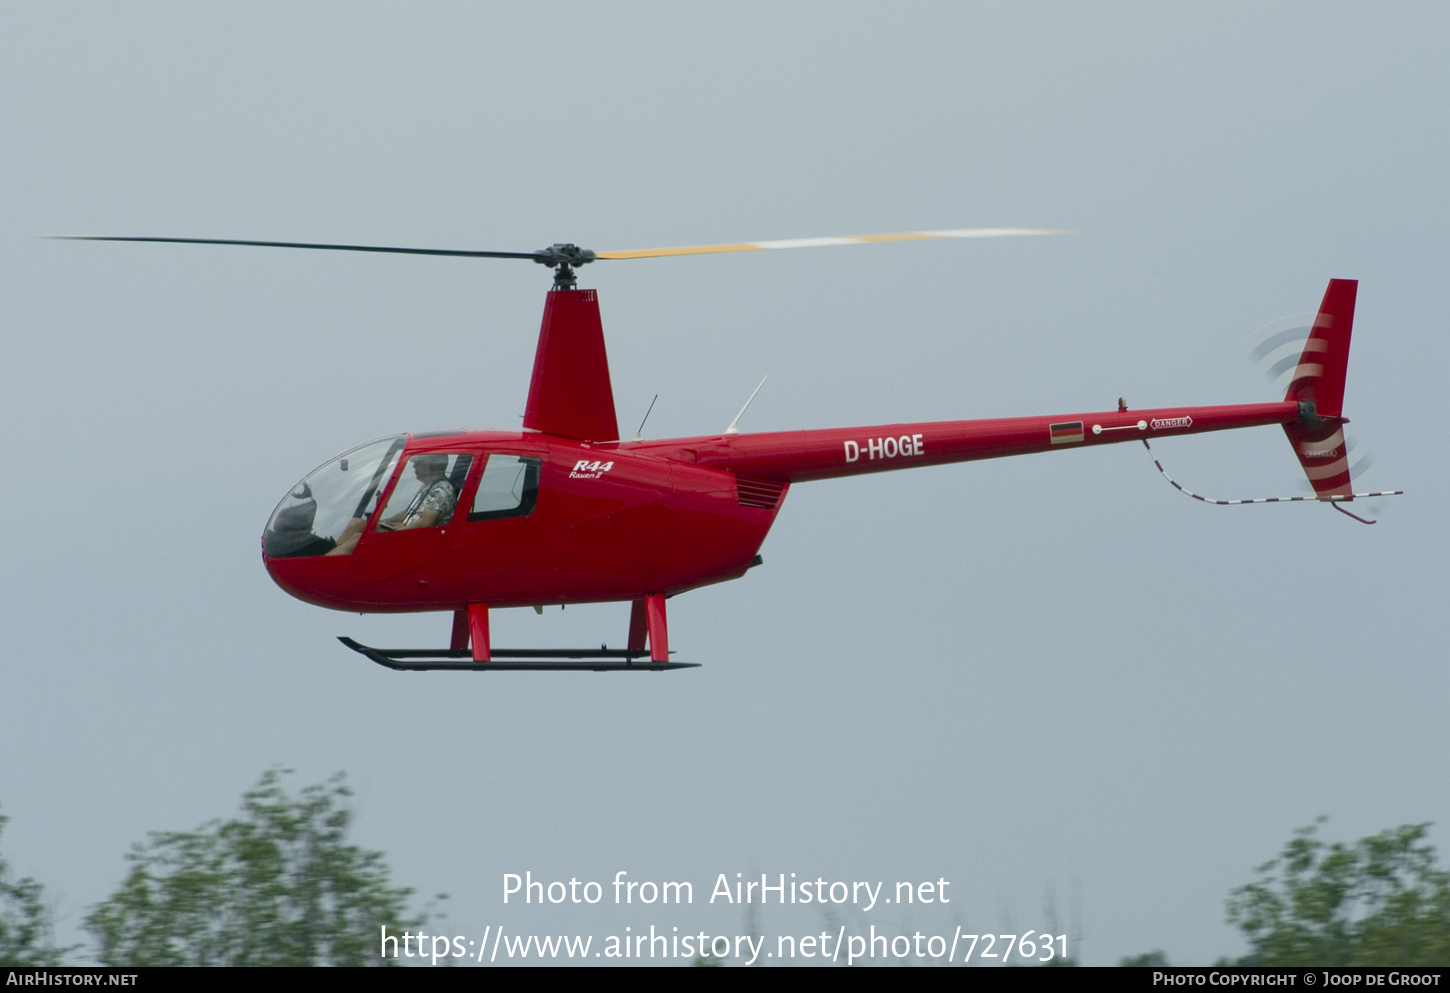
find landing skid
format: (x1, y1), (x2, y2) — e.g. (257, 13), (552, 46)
(338, 637), (697, 672)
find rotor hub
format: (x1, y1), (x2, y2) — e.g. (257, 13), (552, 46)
(533, 243), (597, 290)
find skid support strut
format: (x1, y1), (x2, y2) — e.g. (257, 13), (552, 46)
(468, 603), (491, 662)
(645, 593), (669, 663)
(628, 599), (648, 653)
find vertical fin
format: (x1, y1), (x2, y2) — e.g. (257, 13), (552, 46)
(1283, 279), (1357, 500)
(522, 289), (620, 442)
(1284, 279), (1356, 417)
(1284, 421), (1352, 499)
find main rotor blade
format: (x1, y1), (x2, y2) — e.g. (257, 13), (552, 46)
(55, 227), (1067, 268)
(51, 235), (540, 261)
(594, 228), (1066, 260)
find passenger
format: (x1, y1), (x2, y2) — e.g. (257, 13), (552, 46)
(378, 454), (457, 531)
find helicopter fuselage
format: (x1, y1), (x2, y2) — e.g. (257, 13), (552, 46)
(264, 398), (1300, 615)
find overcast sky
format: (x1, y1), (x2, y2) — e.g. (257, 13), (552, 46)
(2, 2), (1446, 966)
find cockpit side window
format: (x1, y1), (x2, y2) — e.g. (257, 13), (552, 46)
(469, 455), (541, 522)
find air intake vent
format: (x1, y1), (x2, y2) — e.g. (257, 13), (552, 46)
(735, 475), (786, 510)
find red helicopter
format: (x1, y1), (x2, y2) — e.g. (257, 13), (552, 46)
(67, 231), (1400, 671)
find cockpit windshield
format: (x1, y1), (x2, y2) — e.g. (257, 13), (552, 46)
(264, 436), (405, 557)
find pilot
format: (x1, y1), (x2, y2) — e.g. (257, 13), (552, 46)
(326, 453), (456, 556)
(377, 453), (457, 532)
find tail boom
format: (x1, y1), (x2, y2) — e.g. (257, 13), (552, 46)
(635, 400), (1302, 483)
(622, 280), (1380, 509)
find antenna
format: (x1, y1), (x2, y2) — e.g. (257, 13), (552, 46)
(632, 395), (658, 441)
(724, 377), (768, 435)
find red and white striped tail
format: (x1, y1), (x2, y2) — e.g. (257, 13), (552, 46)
(1284, 279), (1356, 419)
(1285, 420), (1353, 500)
(1142, 280), (1404, 523)
(1283, 279), (1357, 499)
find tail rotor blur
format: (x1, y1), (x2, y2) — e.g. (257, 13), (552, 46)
(1246, 313), (1317, 392)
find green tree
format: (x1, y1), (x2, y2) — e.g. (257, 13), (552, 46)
(1226, 818), (1450, 966)
(0, 806), (68, 966)
(85, 769), (435, 966)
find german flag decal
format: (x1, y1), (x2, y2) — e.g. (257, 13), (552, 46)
(1049, 421), (1084, 445)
